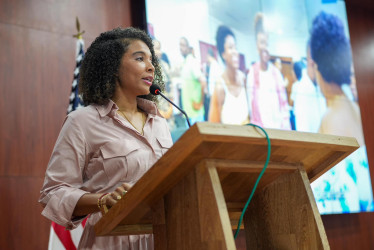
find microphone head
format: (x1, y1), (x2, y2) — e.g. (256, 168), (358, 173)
(150, 84), (161, 95)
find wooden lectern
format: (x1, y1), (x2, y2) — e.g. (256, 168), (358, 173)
(94, 122), (359, 249)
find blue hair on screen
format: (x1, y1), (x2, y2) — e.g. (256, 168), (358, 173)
(310, 11), (352, 86)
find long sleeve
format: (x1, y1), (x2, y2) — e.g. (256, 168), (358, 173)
(39, 115), (89, 229)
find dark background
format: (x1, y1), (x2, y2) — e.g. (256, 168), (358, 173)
(0, 0), (373, 249)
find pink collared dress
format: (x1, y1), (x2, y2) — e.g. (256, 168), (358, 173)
(39, 98), (173, 250)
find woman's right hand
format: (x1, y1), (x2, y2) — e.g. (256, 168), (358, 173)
(101, 183), (131, 211)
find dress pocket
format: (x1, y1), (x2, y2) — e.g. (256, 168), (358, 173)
(100, 140), (142, 183)
(155, 136), (173, 157)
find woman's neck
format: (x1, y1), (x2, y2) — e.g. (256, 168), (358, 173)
(326, 93), (348, 108)
(260, 60), (268, 71)
(112, 94), (138, 114)
(224, 67), (239, 86)
(321, 80), (346, 107)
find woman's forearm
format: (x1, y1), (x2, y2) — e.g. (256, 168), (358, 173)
(73, 193), (102, 217)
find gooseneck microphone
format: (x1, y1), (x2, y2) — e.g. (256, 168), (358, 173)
(150, 84), (191, 128)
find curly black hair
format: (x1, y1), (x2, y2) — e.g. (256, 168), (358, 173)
(79, 27), (164, 105)
(310, 11), (352, 86)
(216, 25), (235, 64)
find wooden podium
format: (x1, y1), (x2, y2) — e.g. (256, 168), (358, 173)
(94, 122), (359, 249)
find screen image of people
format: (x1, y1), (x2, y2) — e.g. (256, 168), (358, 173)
(145, 0), (373, 214)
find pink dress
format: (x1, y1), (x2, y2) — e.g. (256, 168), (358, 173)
(247, 62), (291, 130)
(39, 98), (173, 249)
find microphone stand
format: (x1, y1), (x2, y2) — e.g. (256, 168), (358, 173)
(158, 91), (191, 128)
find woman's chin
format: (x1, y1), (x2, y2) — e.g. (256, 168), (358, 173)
(137, 90), (151, 97)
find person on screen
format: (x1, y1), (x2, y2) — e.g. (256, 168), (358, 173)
(310, 11), (373, 213)
(208, 25), (249, 124)
(206, 47), (222, 97)
(246, 13), (290, 130)
(290, 55), (325, 133)
(311, 12), (364, 145)
(153, 39), (176, 130)
(204, 47), (222, 120)
(342, 65), (358, 103)
(178, 37), (206, 125)
(274, 57), (295, 129)
(273, 57), (289, 90)
(349, 66), (358, 102)
(39, 27), (173, 249)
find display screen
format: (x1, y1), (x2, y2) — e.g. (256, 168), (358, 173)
(145, 0), (373, 214)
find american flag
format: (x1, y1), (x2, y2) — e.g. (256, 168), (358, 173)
(67, 38), (84, 114)
(48, 37), (86, 250)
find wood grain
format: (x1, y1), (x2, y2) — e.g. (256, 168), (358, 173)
(243, 166), (329, 249)
(196, 161), (236, 249)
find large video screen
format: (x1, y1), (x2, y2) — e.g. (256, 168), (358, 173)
(145, 0), (373, 214)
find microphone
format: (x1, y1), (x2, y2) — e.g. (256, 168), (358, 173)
(150, 84), (191, 128)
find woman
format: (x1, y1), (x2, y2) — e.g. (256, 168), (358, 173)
(246, 13), (290, 129)
(39, 27), (172, 249)
(310, 12), (364, 145)
(310, 12), (372, 213)
(208, 25), (249, 125)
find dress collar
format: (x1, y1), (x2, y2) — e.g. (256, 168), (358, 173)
(95, 97), (162, 118)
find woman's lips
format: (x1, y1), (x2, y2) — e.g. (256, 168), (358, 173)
(142, 78), (153, 86)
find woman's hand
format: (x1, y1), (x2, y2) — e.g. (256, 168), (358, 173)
(74, 183), (130, 217)
(100, 183), (131, 213)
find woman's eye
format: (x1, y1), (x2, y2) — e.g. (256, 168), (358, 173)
(136, 57), (144, 61)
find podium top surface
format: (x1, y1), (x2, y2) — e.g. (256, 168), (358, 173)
(95, 122), (359, 235)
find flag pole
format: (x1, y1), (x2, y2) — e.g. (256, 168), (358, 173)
(73, 17), (85, 39)
(67, 17), (86, 114)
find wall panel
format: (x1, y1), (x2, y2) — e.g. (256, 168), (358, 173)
(0, 0), (131, 40)
(0, 177), (51, 250)
(0, 23), (73, 176)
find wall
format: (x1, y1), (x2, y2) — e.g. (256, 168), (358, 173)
(0, 0), (131, 249)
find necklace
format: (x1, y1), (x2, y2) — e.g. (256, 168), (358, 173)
(118, 110), (146, 135)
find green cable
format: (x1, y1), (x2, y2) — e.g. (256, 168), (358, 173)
(234, 123), (271, 239)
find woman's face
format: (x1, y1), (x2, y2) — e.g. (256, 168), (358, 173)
(116, 40), (155, 97)
(256, 32), (269, 64)
(179, 38), (189, 57)
(222, 35), (239, 69)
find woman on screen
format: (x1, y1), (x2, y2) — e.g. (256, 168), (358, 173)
(310, 11), (373, 213)
(208, 25), (250, 124)
(311, 12), (364, 146)
(246, 13), (291, 130)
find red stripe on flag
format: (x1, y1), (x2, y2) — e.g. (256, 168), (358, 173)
(81, 217), (88, 227)
(51, 222), (77, 250)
